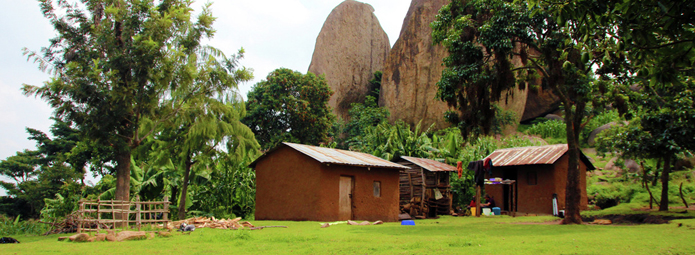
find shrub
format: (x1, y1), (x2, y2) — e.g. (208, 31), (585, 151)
(0, 214), (49, 236)
(524, 120), (566, 140)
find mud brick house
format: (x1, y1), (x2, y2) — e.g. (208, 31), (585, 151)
(395, 156), (456, 218)
(250, 142), (408, 222)
(484, 144), (595, 215)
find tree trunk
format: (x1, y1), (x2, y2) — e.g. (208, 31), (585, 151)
(562, 105), (584, 225)
(114, 150), (131, 227)
(178, 155), (193, 220)
(659, 156), (671, 211)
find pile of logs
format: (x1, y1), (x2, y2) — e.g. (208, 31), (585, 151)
(427, 197), (451, 216)
(168, 216), (255, 230)
(400, 197), (428, 219)
(43, 212), (109, 235)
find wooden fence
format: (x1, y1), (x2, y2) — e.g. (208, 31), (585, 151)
(76, 197), (170, 233)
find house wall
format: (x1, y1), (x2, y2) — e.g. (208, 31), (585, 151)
(254, 146), (401, 222)
(485, 155), (589, 215)
(255, 146), (321, 221)
(485, 164), (555, 214)
(318, 164), (400, 222)
(552, 154), (589, 211)
(397, 163), (424, 204)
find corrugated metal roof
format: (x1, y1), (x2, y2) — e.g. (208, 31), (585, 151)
(484, 144), (595, 170)
(250, 142), (408, 170)
(399, 156), (456, 172)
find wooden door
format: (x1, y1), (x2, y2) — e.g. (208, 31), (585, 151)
(339, 176), (354, 220)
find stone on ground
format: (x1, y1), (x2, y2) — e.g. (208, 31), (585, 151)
(116, 231), (147, 242)
(68, 233), (90, 242)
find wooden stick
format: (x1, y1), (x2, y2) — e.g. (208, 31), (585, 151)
(476, 186), (481, 217)
(645, 178), (660, 208)
(680, 182), (689, 209)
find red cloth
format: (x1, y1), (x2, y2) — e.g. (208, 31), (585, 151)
(483, 158), (492, 169)
(469, 200), (476, 207)
(456, 161), (463, 179)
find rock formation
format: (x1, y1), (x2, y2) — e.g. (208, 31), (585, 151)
(522, 86), (561, 122)
(308, 0), (391, 120)
(379, 0), (451, 129)
(380, 0), (530, 131)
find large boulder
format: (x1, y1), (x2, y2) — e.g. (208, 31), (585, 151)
(521, 86), (561, 122)
(588, 122), (620, 146)
(380, 0), (529, 130)
(379, 0), (451, 129)
(116, 231), (147, 242)
(499, 44), (530, 134)
(544, 114), (563, 122)
(675, 157), (695, 170)
(604, 157), (640, 173)
(68, 233), (90, 242)
(308, 0), (391, 120)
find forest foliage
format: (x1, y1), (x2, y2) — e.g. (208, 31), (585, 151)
(1, 0), (694, 230)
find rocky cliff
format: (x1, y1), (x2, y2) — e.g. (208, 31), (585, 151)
(379, 0), (451, 129)
(379, 0), (545, 131)
(308, 0), (391, 120)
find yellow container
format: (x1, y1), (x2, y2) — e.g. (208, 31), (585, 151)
(470, 207), (476, 216)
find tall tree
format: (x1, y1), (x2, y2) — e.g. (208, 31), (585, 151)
(1, 119), (105, 218)
(22, 0), (224, 206)
(432, 0), (612, 223)
(243, 68), (336, 150)
(154, 48), (260, 219)
(431, 0), (534, 140)
(534, 0), (695, 211)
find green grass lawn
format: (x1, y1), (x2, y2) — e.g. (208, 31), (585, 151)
(7, 216), (695, 254)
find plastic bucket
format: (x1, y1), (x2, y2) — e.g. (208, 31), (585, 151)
(482, 208), (491, 216)
(401, 220), (415, 225)
(492, 207), (501, 215)
(470, 207), (476, 216)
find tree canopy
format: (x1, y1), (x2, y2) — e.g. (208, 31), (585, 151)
(535, 0), (695, 211)
(22, 0), (239, 205)
(431, 0), (620, 223)
(243, 68), (336, 150)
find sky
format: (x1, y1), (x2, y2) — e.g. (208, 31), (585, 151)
(0, 0), (411, 195)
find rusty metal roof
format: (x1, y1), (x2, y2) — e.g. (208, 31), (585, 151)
(249, 142), (409, 170)
(398, 156), (456, 172)
(484, 144), (595, 170)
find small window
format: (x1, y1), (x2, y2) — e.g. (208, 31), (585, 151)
(373, 181), (381, 197)
(527, 171), (538, 185)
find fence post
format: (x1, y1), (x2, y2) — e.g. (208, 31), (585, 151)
(110, 199), (115, 230)
(136, 196), (141, 231)
(77, 199), (83, 233)
(163, 196), (169, 228)
(96, 198), (101, 232)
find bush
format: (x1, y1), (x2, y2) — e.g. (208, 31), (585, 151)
(588, 177), (695, 210)
(524, 120), (566, 140)
(0, 214), (49, 236)
(524, 110), (621, 146)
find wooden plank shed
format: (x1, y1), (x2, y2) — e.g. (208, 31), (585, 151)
(483, 144), (595, 215)
(249, 142), (409, 222)
(395, 156), (456, 218)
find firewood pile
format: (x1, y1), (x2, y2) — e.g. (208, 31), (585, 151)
(42, 212), (109, 235)
(168, 216), (255, 230)
(400, 197), (428, 219)
(427, 197), (451, 215)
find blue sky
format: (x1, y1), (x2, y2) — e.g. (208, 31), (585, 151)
(0, 0), (411, 195)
